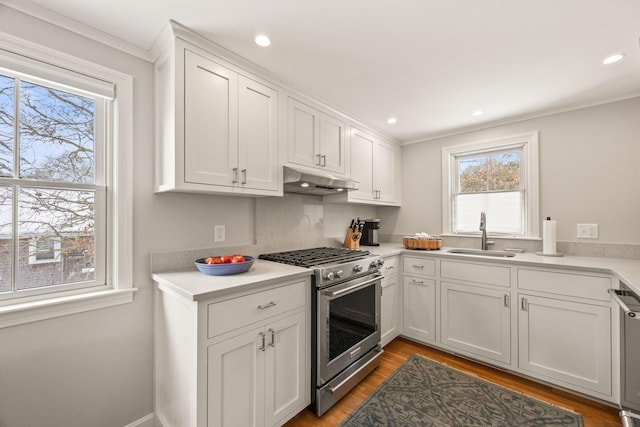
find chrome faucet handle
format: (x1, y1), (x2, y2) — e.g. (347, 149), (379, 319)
(479, 211), (486, 231)
(486, 240), (495, 247)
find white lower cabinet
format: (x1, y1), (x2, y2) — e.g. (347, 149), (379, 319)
(380, 256), (401, 347)
(208, 311), (307, 427)
(403, 275), (436, 343)
(397, 254), (617, 404)
(440, 281), (511, 365)
(154, 278), (310, 427)
(518, 294), (612, 396)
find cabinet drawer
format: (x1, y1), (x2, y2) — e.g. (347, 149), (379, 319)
(441, 260), (510, 287)
(208, 281), (306, 338)
(382, 256), (399, 278)
(517, 268), (611, 302)
(403, 256), (436, 277)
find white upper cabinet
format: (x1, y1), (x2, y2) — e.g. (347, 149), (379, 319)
(154, 28), (281, 196)
(287, 97), (347, 175)
(327, 126), (401, 206)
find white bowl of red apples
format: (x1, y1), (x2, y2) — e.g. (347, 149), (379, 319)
(194, 254), (254, 276)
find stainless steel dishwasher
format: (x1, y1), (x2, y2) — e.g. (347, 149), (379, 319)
(609, 284), (640, 427)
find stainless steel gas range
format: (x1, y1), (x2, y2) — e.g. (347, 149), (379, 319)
(260, 247), (384, 416)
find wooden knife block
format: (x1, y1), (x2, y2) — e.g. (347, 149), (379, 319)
(343, 228), (362, 250)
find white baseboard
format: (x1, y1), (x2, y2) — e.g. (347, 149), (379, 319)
(124, 413), (154, 427)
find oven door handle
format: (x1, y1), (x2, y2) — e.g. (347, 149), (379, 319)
(322, 273), (383, 298)
(609, 288), (640, 319)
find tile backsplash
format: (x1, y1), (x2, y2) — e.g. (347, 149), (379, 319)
(152, 193), (376, 272)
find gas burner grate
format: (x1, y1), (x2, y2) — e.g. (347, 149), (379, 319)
(259, 247), (371, 267)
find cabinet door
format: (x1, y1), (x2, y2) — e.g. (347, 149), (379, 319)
(238, 76), (278, 191)
(374, 140), (395, 202)
(440, 282), (511, 364)
(349, 128), (375, 201)
(264, 311), (307, 427)
(287, 98), (320, 169)
(208, 329), (264, 427)
(319, 113), (346, 174)
(518, 294), (611, 395)
(403, 276), (436, 343)
(184, 50), (238, 186)
(381, 274), (400, 347)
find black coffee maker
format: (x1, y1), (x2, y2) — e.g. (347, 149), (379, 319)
(361, 219), (380, 246)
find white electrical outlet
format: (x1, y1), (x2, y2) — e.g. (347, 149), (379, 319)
(577, 223), (598, 239)
(214, 225), (226, 243)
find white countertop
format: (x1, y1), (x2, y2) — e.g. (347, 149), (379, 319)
(152, 244), (640, 301)
(371, 243), (640, 295)
(152, 259), (312, 301)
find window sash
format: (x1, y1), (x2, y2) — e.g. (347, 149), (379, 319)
(0, 61), (108, 303)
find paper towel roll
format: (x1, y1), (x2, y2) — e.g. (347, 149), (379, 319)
(543, 217), (557, 255)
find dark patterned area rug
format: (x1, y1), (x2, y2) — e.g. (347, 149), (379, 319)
(340, 354), (583, 427)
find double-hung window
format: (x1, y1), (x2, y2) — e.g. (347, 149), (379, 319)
(0, 41), (133, 327)
(442, 132), (539, 238)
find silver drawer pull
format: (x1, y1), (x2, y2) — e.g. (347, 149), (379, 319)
(268, 328), (275, 347)
(412, 265), (424, 269)
(258, 332), (266, 351)
(257, 301), (276, 310)
(410, 279), (425, 285)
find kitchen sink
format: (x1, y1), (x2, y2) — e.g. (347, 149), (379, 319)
(447, 248), (516, 258)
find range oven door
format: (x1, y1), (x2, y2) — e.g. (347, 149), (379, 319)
(609, 285), (640, 426)
(317, 272), (382, 385)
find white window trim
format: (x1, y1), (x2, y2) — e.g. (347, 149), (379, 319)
(441, 131), (540, 239)
(0, 35), (135, 328)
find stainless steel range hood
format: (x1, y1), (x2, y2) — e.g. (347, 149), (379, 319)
(283, 166), (359, 196)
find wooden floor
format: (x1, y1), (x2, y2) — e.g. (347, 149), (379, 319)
(285, 337), (621, 427)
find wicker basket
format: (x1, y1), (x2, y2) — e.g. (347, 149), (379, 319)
(403, 238), (443, 250)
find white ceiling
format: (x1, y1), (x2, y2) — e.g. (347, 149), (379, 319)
(8, 0), (640, 143)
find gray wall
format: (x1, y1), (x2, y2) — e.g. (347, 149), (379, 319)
(380, 97), (640, 246)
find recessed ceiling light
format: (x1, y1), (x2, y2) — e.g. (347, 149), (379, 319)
(472, 110), (484, 117)
(603, 53), (625, 65)
(254, 34), (271, 47)
(387, 117), (397, 124)
(300, 182), (309, 188)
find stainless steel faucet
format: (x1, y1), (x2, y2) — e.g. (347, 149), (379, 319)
(479, 211), (492, 250)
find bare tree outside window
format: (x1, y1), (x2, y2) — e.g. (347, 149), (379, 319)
(0, 75), (97, 293)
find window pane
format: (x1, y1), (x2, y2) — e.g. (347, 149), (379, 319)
(0, 74), (14, 177)
(458, 155), (487, 192)
(458, 149), (521, 193)
(454, 191), (523, 234)
(488, 151), (520, 191)
(0, 186), (11, 292)
(17, 187), (95, 290)
(19, 81), (95, 184)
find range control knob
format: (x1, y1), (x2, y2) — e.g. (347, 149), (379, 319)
(377, 258), (385, 267)
(353, 264), (363, 273)
(369, 261), (378, 269)
(324, 271), (335, 281)
(334, 270), (343, 279)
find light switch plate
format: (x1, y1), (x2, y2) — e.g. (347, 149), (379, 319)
(577, 223), (598, 239)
